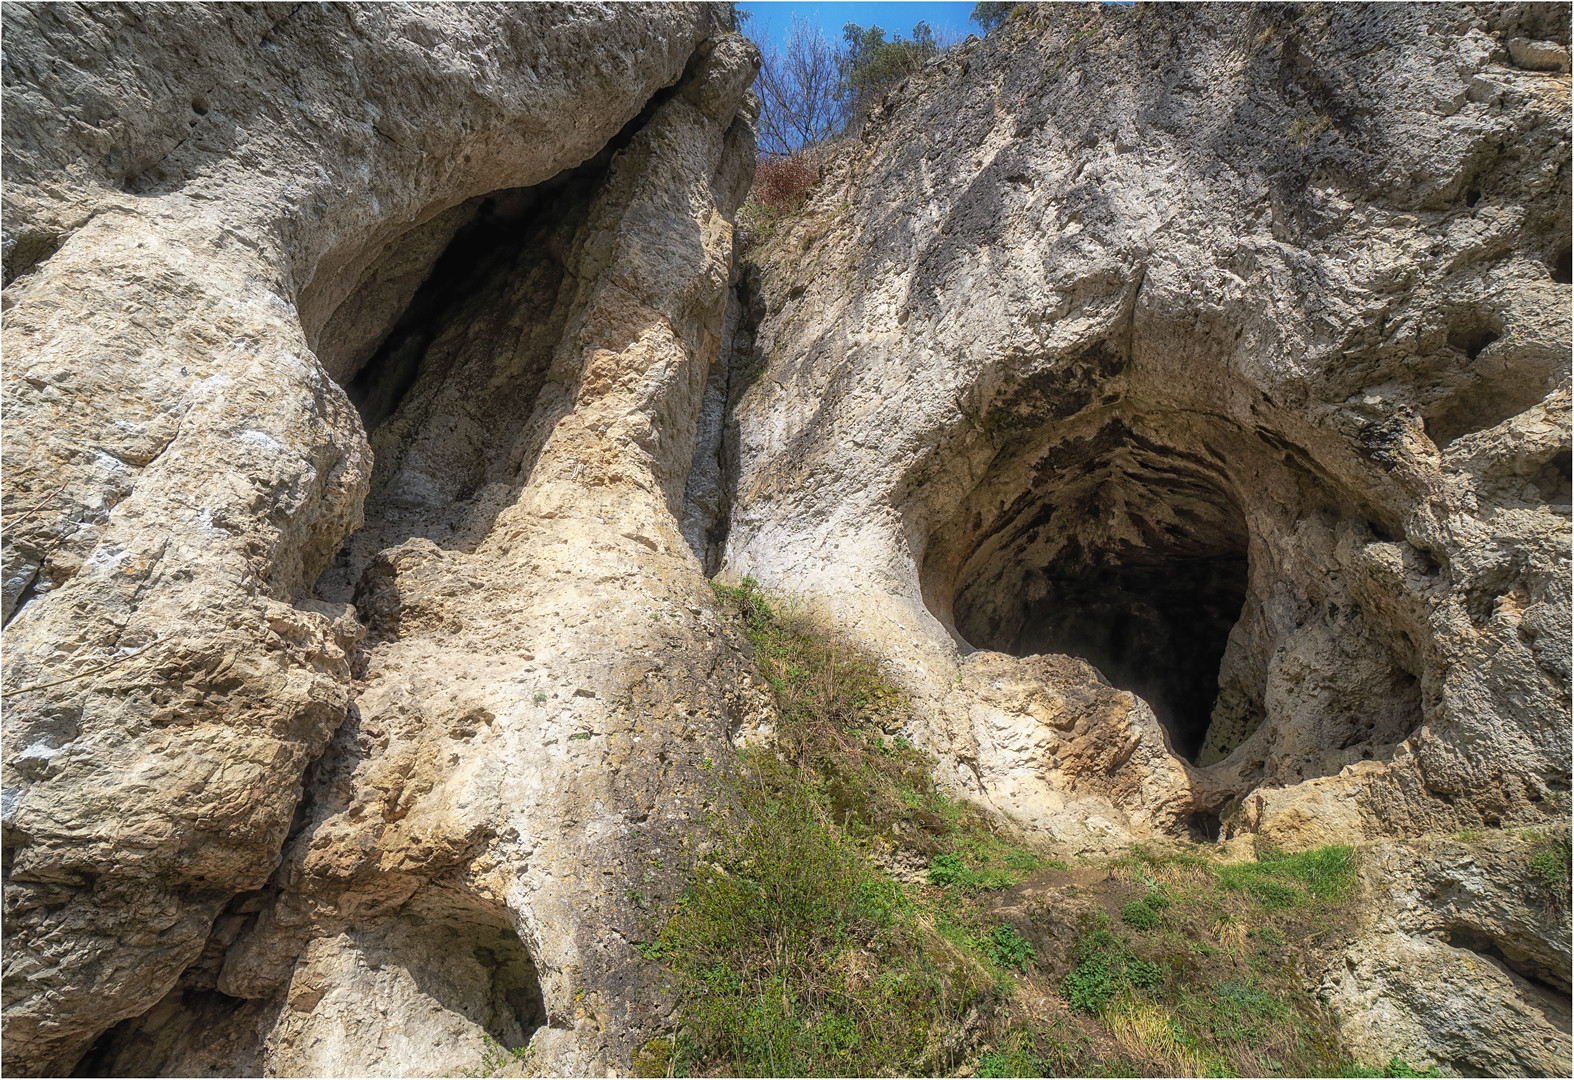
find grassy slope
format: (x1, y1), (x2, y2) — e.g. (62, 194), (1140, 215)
(627, 580), (1457, 1078)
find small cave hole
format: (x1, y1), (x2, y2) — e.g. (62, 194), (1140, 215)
(937, 428), (1251, 763)
(1447, 320), (1499, 360)
(1533, 452), (1572, 506)
(1189, 811), (1222, 842)
(191, 95), (209, 116)
(1551, 246), (1572, 285)
(1464, 186), (1482, 208)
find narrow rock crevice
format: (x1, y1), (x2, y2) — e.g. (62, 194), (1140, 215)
(682, 262), (762, 573)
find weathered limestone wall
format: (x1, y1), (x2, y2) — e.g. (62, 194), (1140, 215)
(709, 5), (1570, 1069)
(718, 0), (1571, 852)
(2, 4), (763, 1075)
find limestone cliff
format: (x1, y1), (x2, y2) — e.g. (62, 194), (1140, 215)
(1, 1), (1569, 1077)
(718, 0), (1570, 865)
(708, 1), (1571, 1072)
(3, 3), (762, 1075)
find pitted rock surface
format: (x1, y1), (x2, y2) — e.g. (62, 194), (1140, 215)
(715, 1), (1571, 851)
(2, 3), (762, 1076)
(2, 2), (1570, 1077)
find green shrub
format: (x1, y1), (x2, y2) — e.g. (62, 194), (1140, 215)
(927, 851), (1017, 891)
(1126, 957), (1163, 990)
(711, 575), (775, 633)
(1121, 900), (1161, 931)
(660, 581), (1013, 1075)
(1063, 951), (1118, 1014)
(659, 759), (988, 1076)
(1061, 929), (1162, 1013)
(975, 1046), (1051, 1077)
(1005, 848), (1041, 872)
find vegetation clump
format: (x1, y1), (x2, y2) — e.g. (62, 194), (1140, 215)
(648, 578), (1046, 1075)
(1528, 827), (1571, 910)
(1062, 927), (1163, 1014)
(643, 579), (1390, 1077)
(1214, 843), (1357, 909)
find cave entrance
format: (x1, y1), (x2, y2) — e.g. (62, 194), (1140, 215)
(304, 86), (677, 605)
(962, 543), (1248, 762)
(935, 421), (1251, 763)
(309, 171), (590, 603)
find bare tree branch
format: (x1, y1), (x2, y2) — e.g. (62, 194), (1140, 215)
(755, 16), (845, 155)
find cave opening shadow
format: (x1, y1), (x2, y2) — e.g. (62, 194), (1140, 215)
(308, 85), (681, 606)
(942, 433), (1252, 764)
(1001, 549), (1248, 762)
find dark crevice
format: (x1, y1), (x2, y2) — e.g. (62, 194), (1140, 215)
(336, 73), (680, 413)
(1000, 552), (1247, 762)
(1533, 452), (1572, 506)
(1447, 319), (1499, 361)
(1551, 245), (1572, 285)
(1189, 811), (1222, 842)
(1445, 926), (1573, 1000)
(70, 988), (275, 1078)
(340, 187), (549, 433)
(685, 263), (763, 574)
(3, 227), (64, 285)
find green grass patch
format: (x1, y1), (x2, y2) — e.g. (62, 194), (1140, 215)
(647, 578), (1054, 1075)
(1528, 829), (1571, 910)
(1215, 845), (1356, 910)
(1121, 900), (1162, 931)
(658, 754), (989, 1076)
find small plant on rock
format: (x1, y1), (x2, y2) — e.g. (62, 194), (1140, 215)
(986, 923), (1037, 971)
(1528, 829), (1571, 910)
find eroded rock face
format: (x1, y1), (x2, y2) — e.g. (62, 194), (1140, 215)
(1319, 835), (1572, 1075)
(717, 0), (1571, 850)
(4, 1), (1570, 1075)
(2, 3), (761, 1075)
(710, 2), (1571, 1062)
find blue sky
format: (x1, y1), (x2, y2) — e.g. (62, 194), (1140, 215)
(738, 2), (980, 51)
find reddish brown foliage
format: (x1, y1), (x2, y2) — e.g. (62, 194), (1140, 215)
(752, 152), (818, 212)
